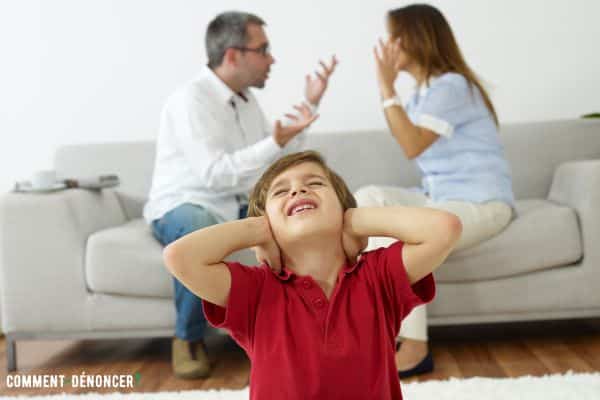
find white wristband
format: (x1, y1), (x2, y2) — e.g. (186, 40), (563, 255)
(382, 96), (402, 109)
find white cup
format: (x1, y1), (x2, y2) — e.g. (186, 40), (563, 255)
(31, 170), (57, 189)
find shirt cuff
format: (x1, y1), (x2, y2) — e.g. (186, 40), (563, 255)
(382, 96), (403, 109)
(283, 131), (307, 153)
(409, 273), (436, 307)
(257, 134), (285, 155)
(416, 114), (454, 138)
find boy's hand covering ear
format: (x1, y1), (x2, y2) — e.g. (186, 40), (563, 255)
(342, 209), (368, 264)
(253, 217), (283, 273)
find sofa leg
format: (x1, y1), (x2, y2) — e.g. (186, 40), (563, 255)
(6, 335), (16, 372)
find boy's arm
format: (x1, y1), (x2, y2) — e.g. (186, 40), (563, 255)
(163, 216), (272, 307)
(344, 206), (462, 283)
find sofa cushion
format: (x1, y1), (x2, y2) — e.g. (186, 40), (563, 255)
(435, 199), (583, 283)
(85, 219), (257, 298)
(86, 199), (582, 297)
(55, 120), (600, 220)
(85, 219), (169, 297)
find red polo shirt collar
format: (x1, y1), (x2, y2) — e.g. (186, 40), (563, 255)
(273, 256), (364, 282)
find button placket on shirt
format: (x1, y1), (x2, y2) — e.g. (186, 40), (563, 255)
(296, 277), (328, 320)
(294, 274), (349, 353)
(312, 298), (325, 309)
(323, 272), (348, 352)
(297, 272), (349, 353)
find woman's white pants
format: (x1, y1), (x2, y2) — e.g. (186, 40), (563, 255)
(353, 185), (513, 341)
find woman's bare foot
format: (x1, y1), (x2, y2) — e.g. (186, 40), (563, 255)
(395, 338), (429, 371)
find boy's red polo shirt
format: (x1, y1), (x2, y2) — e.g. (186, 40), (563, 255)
(203, 240), (435, 400)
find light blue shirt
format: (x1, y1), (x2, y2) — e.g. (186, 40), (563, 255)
(404, 72), (515, 208)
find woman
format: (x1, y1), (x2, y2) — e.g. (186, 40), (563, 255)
(354, 4), (515, 378)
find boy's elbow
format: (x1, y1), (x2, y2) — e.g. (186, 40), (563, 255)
(163, 244), (183, 274)
(442, 213), (463, 248)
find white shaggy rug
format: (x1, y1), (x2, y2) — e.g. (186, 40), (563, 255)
(4, 372), (600, 399)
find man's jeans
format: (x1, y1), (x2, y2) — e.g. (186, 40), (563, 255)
(152, 203), (247, 341)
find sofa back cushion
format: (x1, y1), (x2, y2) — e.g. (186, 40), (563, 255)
(54, 119), (600, 219)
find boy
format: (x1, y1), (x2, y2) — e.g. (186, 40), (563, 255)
(163, 150), (462, 399)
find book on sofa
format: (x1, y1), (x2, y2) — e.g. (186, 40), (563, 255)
(14, 174), (120, 193)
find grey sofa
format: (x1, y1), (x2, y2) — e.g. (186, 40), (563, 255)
(1, 119), (600, 372)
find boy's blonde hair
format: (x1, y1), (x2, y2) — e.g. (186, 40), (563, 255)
(247, 151), (356, 217)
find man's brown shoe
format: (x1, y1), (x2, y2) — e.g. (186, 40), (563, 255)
(172, 337), (211, 379)
(193, 340), (211, 372)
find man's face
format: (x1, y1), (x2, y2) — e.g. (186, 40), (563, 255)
(235, 24), (275, 89)
(264, 162), (344, 246)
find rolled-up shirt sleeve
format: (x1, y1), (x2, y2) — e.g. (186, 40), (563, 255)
(279, 131), (307, 156)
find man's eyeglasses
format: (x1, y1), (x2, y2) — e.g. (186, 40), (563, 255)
(231, 43), (271, 57)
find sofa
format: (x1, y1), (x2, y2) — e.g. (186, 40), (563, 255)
(1, 118), (600, 372)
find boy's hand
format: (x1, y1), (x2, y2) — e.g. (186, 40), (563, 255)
(342, 209), (369, 264)
(252, 217), (283, 273)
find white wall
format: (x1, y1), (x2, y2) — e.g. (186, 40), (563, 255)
(1, 0), (599, 193)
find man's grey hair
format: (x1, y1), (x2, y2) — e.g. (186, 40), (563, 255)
(205, 11), (265, 68)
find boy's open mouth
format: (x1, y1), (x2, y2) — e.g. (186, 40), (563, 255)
(287, 199), (318, 216)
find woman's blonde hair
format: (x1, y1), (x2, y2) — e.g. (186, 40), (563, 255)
(388, 4), (498, 125)
(247, 151), (356, 217)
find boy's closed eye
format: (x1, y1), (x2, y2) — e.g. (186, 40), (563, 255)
(273, 189), (288, 197)
(271, 181), (326, 197)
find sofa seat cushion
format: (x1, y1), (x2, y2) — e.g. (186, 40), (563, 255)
(86, 199), (582, 296)
(86, 219), (170, 297)
(85, 219), (256, 298)
(435, 199), (583, 283)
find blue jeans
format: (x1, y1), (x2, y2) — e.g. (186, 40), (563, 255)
(152, 203), (247, 341)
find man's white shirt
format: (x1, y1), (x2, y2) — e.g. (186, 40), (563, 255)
(143, 66), (306, 223)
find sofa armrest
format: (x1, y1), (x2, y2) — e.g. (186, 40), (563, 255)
(0, 189), (127, 333)
(548, 159), (600, 259)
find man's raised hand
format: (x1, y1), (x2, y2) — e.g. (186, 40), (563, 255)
(305, 55), (338, 106)
(273, 102), (319, 147)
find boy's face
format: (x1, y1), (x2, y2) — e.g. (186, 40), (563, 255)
(264, 162), (344, 244)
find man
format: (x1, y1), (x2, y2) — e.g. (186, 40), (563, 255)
(143, 11), (337, 379)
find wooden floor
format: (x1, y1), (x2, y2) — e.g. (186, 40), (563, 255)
(1, 319), (599, 396)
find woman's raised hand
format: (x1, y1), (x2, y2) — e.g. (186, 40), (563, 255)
(374, 38), (403, 98)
